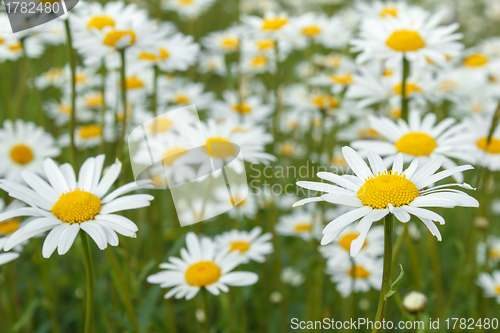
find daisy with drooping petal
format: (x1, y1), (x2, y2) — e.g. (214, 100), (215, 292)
(351, 110), (477, 182)
(478, 271), (500, 304)
(0, 120), (61, 182)
(294, 146), (478, 256)
(352, 8), (463, 67)
(147, 232), (258, 300)
(0, 155), (154, 258)
(326, 253), (383, 298)
(215, 227), (273, 263)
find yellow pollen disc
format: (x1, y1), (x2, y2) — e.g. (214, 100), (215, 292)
(281, 142), (294, 156)
(138, 51), (157, 61)
(9, 43), (22, 51)
(178, 0), (193, 5)
(471, 103), (483, 114)
(331, 73), (353, 85)
(148, 118), (173, 133)
(231, 103), (252, 114)
(358, 127), (379, 139)
(261, 18), (288, 31)
(395, 132), (437, 156)
(159, 48), (170, 60)
(386, 29), (425, 52)
(0, 37), (4, 45)
(52, 189), (102, 223)
(357, 171), (419, 209)
(174, 94), (190, 104)
(489, 249), (500, 259)
(339, 232), (366, 251)
(390, 107), (402, 119)
(125, 76), (144, 90)
(257, 39), (275, 50)
(79, 125), (103, 139)
(229, 241), (250, 253)
(103, 30), (136, 47)
(44, 68), (63, 82)
(87, 15), (115, 31)
(204, 137), (237, 158)
(10, 144), (34, 165)
(221, 37), (239, 50)
(348, 265), (371, 278)
(0, 219), (20, 236)
(76, 74), (87, 84)
(230, 127), (248, 135)
(85, 94), (104, 108)
(185, 261), (221, 287)
(393, 82), (422, 96)
(230, 196), (245, 206)
(294, 223), (312, 233)
(162, 147), (188, 166)
(58, 104), (71, 114)
(437, 80), (458, 92)
(302, 25), (321, 37)
(311, 118), (322, 128)
(476, 137), (500, 154)
(464, 53), (488, 67)
(251, 55), (267, 67)
(312, 95), (339, 109)
(383, 69), (394, 76)
(380, 7), (398, 17)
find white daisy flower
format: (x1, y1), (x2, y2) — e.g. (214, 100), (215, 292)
(34, 67), (65, 90)
(326, 253), (383, 298)
(289, 13), (351, 50)
(160, 82), (215, 109)
(477, 271), (500, 303)
(44, 92), (95, 126)
(477, 236), (500, 267)
(0, 155), (154, 258)
(202, 28), (241, 54)
(0, 199), (27, 266)
(275, 210), (322, 241)
(0, 120), (61, 182)
(243, 12), (291, 38)
(356, 1), (411, 20)
(294, 146), (478, 256)
(351, 9), (463, 67)
(281, 267), (305, 287)
(215, 227), (273, 263)
(147, 232), (258, 300)
(211, 91), (273, 124)
(198, 52), (226, 76)
(163, 0), (217, 19)
(467, 115), (500, 171)
(351, 110), (477, 182)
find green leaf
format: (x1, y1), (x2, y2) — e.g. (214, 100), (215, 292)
(385, 264), (404, 301)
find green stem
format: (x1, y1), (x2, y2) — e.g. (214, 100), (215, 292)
(64, 18), (77, 168)
(401, 56), (410, 122)
(117, 49), (128, 162)
(201, 290), (210, 333)
(372, 214), (394, 333)
(80, 233), (94, 333)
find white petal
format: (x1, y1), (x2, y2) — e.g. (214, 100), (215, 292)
(342, 146), (373, 180)
(57, 223), (80, 255)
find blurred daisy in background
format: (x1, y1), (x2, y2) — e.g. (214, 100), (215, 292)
(215, 227), (273, 263)
(147, 232), (258, 299)
(163, 0), (217, 20)
(0, 120), (60, 182)
(211, 91), (273, 124)
(0, 199), (28, 266)
(468, 115), (500, 171)
(477, 271), (500, 304)
(276, 210), (322, 241)
(0, 155), (154, 257)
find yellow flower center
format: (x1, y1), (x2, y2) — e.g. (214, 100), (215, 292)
(174, 94), (190, 104)
(85, 94), (104, 108)
(489, 249), (500, 259)
(52, 189), (102, 223)
(464, 53), (488, 67)
(229, 241), (250, 253)
(44, 68), (63, 82)
(87, 15), (115, 30)
(339, 232), (366, 251)
(312, 95), (339, 109)
(476, 137), (500, 154)
(230, 127), (248, 134)
(357, 171), (419, 209)
(148, 118), (173, 133)
(221, 37), (239, 50)
(231, 103), (252, 114)
(0, 219), (20, 236)
(162, 147), (188, 166)
(294, 223), (312, 233)
(178, 0), (193, 5)
(395, 132), (437, 156)
(103, 30), (136, 48)
(347, 265), (371, 278)
(185, 261), (221, 287)
(257, 39), (275, 50)
(301, 25), (321, 37)
(251, 55), (268, 67)
(8, 43), (23, 51)
(125, 76), (144, 90)
(393, 83), (422, 96)
(203, 137), (237, 158)
(380, 7), (398, 17)
(437, 80), (458, 92)
(58, 104), (71, 114)
(10, 144), (34, 165)
(383, 68), (394, 76)
(76, 73), (87, 84)
(261, 17), (288, 31)
(386, 30), (426, 52)
(358, 127), (379, 139)
(330, 73), (353, 85)
(0, 37), (4, 45)
(79, 125), (103, 139)
(281, 142), (294, 156)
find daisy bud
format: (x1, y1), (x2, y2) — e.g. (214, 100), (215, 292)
(359, 298), (370, 311)
(195, 309), (206, 323)
(270, 291), (283, 304)
(403, 291), (427, 314)
(474, 217), (490, 230)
